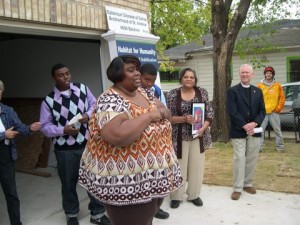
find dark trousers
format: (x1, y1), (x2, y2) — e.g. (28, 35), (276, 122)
(104, 198), (164, 225)
(0, 144), (22, 225)
(55, 149), (105, 217)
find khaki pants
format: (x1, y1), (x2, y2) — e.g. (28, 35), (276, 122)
(231, 136), (260, 192)
(170, 139), (205, 201)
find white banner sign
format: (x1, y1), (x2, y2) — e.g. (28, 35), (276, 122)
(105, 6), (149, 34)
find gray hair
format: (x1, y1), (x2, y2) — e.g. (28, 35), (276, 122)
(0, 80), (4, 91)
(239, 64), (253, 73)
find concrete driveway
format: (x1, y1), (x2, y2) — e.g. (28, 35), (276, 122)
(0, 167), (299, 225)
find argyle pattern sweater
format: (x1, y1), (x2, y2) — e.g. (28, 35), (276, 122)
(43, 83), (90, 150)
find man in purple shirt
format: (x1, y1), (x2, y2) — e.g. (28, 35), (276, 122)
(40, 64), (111, 225)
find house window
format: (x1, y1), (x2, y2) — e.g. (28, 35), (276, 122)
(287, 57), (300, 82)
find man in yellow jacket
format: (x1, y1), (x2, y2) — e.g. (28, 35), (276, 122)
(257, 66), (285, 152)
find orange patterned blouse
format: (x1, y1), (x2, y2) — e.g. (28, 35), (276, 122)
(78, 87), (182, 206)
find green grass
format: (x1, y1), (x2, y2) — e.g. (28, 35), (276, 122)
(204, 139), (300, 194)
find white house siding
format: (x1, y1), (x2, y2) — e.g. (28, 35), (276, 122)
(193, 54), (214, 100)
(170, 49), (300, 100)
(162, 55), (214, 99)
(231, 49), (300, 88)
(176, 54), (215, 100)
(162, 60), (197, 89)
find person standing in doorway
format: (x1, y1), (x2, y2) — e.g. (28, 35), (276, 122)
(226, 64), (265, 201)
(39, 64), (111, 225)
(257, 66), (285, 152)
(140, 63), (169, 220)
(0, 80), (40, 225)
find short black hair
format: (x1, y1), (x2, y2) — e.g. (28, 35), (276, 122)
(140, 63), (157, 76)
(51, 63), (68, 77)
(179, 68), (198, 85)
(107, 55), (141, 83)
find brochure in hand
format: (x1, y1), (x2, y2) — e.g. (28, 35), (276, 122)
(67, 113), (82, 129)
(192, 103), (205, 135)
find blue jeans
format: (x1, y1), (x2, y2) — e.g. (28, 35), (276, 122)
(55, 149), (105, 218)
(260, 113), (285, 151)
(0, 143), (22, 225)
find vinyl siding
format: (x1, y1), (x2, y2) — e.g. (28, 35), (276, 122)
(172, 49), (300, 100)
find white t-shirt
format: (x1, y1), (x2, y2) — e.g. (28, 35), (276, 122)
(0, 118), (9, 144)
(0, 118), (5, 132)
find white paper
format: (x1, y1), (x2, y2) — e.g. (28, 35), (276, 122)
(193, 133), (199, 138)
(67, 113), (82, 129)
(254, 127), (263, 133)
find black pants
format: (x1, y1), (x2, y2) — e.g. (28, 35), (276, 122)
(0, 143), (22, 225)
(55, 149), (105, 217)
(104, 198), (164, 225)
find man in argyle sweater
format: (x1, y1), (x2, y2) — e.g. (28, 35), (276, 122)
(40, 63), (111, 225)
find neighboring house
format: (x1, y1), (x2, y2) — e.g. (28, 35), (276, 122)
(163, 19), (300, 99)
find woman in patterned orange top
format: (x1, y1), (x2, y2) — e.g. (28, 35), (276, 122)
(78, 55), (182, 225)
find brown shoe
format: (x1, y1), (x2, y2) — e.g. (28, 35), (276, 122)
(231, 192), (241, 200)
(243, 187), (256, 194)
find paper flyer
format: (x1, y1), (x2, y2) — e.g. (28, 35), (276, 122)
(254, 127), (263, 133)
(67, 113), (82, 129)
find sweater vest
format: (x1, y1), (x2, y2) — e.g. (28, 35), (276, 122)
(44, 83), (89, 150)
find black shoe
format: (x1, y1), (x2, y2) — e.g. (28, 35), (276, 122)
(67, 217), (79, 225)
(170, 200), (180, 208)
(90, 215), (111, 225)
(188, 197), (203, 206)
(154, 208), (170, 219)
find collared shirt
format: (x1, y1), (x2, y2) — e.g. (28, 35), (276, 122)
(149, 85), (167, 106)
(40, 83), (96, 149)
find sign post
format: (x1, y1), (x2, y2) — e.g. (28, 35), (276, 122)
(100, 6), (160, 90)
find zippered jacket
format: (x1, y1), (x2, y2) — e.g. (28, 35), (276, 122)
(257, 80), (285, 114)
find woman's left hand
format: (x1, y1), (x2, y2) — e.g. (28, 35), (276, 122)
(197, 127), (206, 137)
(196, 121), (210, 137)
(154, 98), (172, 121)
(159, 107), (171, 121)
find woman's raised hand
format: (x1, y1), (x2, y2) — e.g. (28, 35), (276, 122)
(149, 108), (162, 122)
